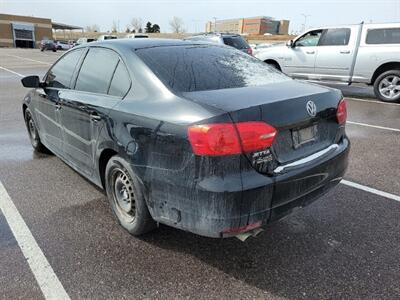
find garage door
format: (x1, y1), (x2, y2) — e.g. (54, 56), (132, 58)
(12, 22), (35, 48)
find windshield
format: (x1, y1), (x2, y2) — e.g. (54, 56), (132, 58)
(136, 45), (289, 93)
(223, 36), (249, 49)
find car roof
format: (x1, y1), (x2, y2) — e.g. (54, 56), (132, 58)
(189, 32), (242, 38)
(80, 38), (207, 51)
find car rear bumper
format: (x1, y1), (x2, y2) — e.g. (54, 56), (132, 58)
(147, 137), (350, 238)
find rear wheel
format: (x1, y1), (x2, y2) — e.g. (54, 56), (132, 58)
(374, 70), (400, 102)
(24, 108), (49, 153)
(105, 155), (156, 236)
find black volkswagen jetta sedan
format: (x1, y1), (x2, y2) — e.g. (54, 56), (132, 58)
(21, 39), (349, 239)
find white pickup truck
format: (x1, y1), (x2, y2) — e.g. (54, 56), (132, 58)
(255, 23), (400, 102)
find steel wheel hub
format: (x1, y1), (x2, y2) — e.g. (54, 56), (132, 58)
(112, 169), (136, 220)
(28, 117), (37, 141)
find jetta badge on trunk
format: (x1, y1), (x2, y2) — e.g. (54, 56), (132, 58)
(306, 100), (317, 117)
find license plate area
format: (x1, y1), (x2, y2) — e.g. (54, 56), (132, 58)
(292, 124), (318, 149)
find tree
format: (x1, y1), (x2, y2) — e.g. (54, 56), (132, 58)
(130, 18), (143, 33)
(111, 20), (118, 33)
(169, 16), (185, 33)
(125, 25), (131, 33)
(145, 21), (153, 33)
(85, 24), (100, 32)
(152, 24), (161, 33)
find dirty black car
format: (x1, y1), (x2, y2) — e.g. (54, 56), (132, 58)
(21, 39), (349, 239)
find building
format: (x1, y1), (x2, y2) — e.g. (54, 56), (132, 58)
(206, 16), (290, 35)
(0, 14), (82, 48)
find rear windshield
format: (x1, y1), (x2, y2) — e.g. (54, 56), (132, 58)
(366, 28), (400, 44)
(223, 36), (249, 49)
(136, 45), (289, 93)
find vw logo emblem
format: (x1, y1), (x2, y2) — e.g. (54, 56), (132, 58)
(306, 100), (317, 117)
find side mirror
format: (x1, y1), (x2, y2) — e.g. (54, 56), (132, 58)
(21, 75), (41, 88)
(286, 40), (294, 47)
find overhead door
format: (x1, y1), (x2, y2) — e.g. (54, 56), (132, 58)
(12, 22), (35, 48)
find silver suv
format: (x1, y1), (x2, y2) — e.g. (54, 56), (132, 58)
(185, 33), (253, 55)
(255, 23), (400, 102)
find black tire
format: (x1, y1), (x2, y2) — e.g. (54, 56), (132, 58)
(373, 70), (400, 103)
(24, 108), (50, 153)
(105, 155), (156, 236)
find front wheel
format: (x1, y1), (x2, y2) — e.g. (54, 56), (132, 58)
(24, 108), (50, 153)
(105, 155), (156, 236)
(374, 70), (400, 102)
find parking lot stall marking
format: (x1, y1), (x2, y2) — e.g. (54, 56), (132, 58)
(0, 181), (71, 300)
(346, 97), (400, 106)
(5, 54), (52, 66)
(341, 180), (400, 203)
(0, 66), (24, 77)
(347, 121), (400, 132)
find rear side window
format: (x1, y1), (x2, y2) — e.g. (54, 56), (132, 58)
(366, 28), (400, 44)
(108, 61), (131, 97)
(136, 45), (289, 93)
(46, 49), (84, 88)
(75, 48), (119, 94)
(319, 28), (351, 46)
(223, 36), (249, 49)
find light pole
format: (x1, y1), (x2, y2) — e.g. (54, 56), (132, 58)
(192, 19), (200, 33)
(301, 14), (311, 32)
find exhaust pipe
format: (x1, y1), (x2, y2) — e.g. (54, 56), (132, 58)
(235, 227), (264, 242)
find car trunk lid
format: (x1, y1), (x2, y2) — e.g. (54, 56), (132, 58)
(183, 80), (343, 174)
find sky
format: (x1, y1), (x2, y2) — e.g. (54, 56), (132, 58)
(2, 0), (400, 33)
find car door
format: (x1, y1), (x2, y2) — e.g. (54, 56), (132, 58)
(314, 27), (356, 82)
(59, 47), (131, 176)
(34, 48), (85, 155)
(283, 29), (323, 78)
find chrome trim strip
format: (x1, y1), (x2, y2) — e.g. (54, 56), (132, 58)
(274, 144), (339, 174)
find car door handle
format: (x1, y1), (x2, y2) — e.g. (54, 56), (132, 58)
(90, 113), (101, 122)
(306, 51), (315, 54)
(340, 50), (351, 54)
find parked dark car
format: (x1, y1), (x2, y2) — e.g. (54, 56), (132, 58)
(21, 39), (349, 239)
(40, 39), (57, 52)
(185, 33), (253, 55)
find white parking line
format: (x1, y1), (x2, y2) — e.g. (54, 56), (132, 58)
(0, 181), (70, 300)
(5, 54), (52, 66)
(0, 66), (24, 77)
(347, 121), (400, 132)
(341, 180), (400, 202)
(346, 97), (400, 106)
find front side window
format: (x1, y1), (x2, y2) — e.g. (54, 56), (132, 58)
(75, 48), (119, 94)
(46, 49), (84, 89)
(295, 30), (323, 47)
(366, 28), (400, 44)
(136, 45), (289, 93)
(319, 28), (351, 46)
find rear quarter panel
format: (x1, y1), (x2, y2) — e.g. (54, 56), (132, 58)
(353, 24), (400, 83)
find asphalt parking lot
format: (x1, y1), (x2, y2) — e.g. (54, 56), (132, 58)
(0, 48), (399, 300)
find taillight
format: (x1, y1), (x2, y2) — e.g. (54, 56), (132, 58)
(336, 99), (347, 125)
(246, 48), (253, 55)
(188, 122), (277, 156)
(236, 122), (277, 152)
